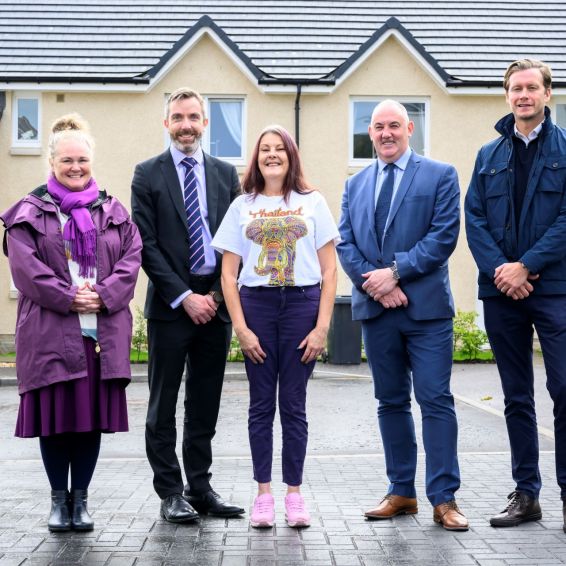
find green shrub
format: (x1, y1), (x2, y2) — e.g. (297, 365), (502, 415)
(453, 310), (490, 361)
(132, 306), (148, 362)
(228, 334), (245, 362)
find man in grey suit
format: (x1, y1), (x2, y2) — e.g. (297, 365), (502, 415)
(131, 87), (243, 522)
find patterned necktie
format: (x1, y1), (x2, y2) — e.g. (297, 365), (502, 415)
(181, 157), (205, 271)
(375, 163), (395, 246)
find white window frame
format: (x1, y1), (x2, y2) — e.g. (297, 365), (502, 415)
(553, 100), (566, 128)
(349, 97), (430, 167)
(11, 91), (41, 154)
(202, 96), (246, 166)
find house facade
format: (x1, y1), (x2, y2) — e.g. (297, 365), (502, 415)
(1, 2), (566, 348)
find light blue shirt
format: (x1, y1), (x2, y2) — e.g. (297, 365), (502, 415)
(373, 147), (413, 248)
(374, 147), (412, 238)
(170, 144), (216, 309)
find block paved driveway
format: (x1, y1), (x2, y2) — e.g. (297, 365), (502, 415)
(0, 360), (564, 565)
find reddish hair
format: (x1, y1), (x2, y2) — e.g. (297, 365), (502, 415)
(241, 125), (313, 202)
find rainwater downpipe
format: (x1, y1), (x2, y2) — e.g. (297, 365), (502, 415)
(294, 84), (302, 147)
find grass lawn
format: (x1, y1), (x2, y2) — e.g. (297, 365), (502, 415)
(2, 348), (497, 365)
(453, 349), (494, 362)
(130, 349), (148, 363)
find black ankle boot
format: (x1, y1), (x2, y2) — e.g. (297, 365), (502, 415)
(48, 490), (71, 532)
(70, 489), (94, 531)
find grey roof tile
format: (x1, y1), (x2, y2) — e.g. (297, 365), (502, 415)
(1, 1), (565, 85)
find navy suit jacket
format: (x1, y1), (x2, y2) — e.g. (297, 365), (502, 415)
(337, 152), (460, 321)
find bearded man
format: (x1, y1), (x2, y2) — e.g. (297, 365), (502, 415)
(131, 87), (242, 523)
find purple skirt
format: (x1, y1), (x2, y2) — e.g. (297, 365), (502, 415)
(15, 337), (129, 438)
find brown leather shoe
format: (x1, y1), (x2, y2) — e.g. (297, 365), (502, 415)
(433, 500), (469, 531)
(364, 494), (418, 519)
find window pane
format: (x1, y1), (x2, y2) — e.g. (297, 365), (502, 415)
(353, 101), (376, 159)
(404, 102), (425, 156)
(209, 100), (242, 158)
(353, 100), (425, 159)
(17, 98), (39, 141)
(556, 104), (566, 128)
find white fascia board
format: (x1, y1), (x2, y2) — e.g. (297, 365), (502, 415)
(0, 82), (148, 93)
(146, 27), (262, 93)
(334, 29), (449, 94)
(447, 86), (566, 96)
(261, 84), (333, 94)
(446, 86), (504, 96)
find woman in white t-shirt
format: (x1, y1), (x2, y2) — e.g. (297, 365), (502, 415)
(212, 125), (338, 528)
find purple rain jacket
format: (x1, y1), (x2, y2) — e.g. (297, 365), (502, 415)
(0, 185), (142, 394)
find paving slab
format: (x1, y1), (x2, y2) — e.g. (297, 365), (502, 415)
(0, 359), (564, 564)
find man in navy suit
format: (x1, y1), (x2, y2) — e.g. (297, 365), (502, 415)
(337, 100), (467, 530)
(466, 59), (566, 531)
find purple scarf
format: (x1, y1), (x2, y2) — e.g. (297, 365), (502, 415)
(46, 175), (99, 277)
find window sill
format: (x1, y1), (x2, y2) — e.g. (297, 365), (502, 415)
(9, 290), (18, 300)
(10, 146), (41, 156)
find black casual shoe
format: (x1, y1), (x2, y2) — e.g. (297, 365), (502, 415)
(184, 489), (245, 517)
(70, 489), (94, 531)
(490, 490), (542, 527)
(48, 490), (71, 532)
(160, 494), (199, 523)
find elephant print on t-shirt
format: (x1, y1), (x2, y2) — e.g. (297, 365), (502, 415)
(245, 215), (308, 286)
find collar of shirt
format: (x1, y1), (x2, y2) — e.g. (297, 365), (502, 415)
(377, 147), (412, 175)
(513, 120), (544, 147)
(374, 147), (412, 207)
(170, 144), (204, 168)
(169, 144), (216, 276)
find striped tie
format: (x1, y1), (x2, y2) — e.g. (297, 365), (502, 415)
(181, 157), (205, 271)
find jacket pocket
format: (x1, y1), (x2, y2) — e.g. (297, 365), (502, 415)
(539, 157), (566, 192)
(479, 162), (510, 228)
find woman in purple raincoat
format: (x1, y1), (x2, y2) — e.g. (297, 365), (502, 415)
(0, 114), (142, 532)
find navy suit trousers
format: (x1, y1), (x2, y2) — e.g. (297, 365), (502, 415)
(362, 309), (460, 506)
(483, 294), (566, 500)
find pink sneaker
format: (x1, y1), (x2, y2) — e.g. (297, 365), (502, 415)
(285, 492), (311, 527)
(250, 493), (275, 528)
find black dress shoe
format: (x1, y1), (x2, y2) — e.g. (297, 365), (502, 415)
(490, 490), (542, 527)
(70, 489), (94, 531)
(185, 489), (245, 517)
(48, 490), (71, 532)
(161, 494), (199, 523)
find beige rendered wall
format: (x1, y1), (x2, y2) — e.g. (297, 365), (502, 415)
(0, 32), (529, 340)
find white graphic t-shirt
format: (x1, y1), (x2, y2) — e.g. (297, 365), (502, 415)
(211, 191), (339, 287)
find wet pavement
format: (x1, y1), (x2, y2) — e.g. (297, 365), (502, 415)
(0, 359), (564, 565)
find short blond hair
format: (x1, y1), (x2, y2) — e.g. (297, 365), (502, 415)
(503, 59), (552, 91)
